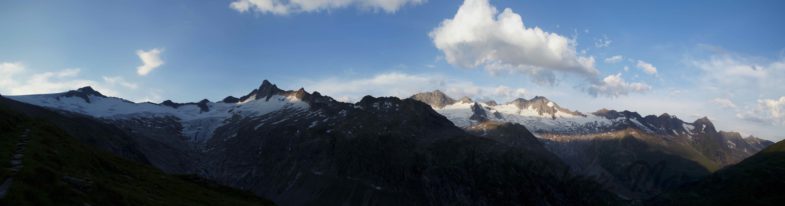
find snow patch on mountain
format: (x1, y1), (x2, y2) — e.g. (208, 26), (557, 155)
(430, 100), (617, 133)
(9, 91), (309, 143)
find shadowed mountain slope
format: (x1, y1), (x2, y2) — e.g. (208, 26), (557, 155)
(652, 139), (785, 205)
(0, 96), (274, 206)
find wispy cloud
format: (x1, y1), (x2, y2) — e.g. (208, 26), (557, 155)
(587, 73), (651, 97)
(103, 76), (139, 89)
(230, 0), (425, 15)
(687, 46), (785, 138)
(594, 35), (612, 48)
(712, 98), (737, 109)
(0, 62), (115, 96)
(636, 60), (658, 75)
(299, 71), (528, 103)
(604, 55), (624, 64)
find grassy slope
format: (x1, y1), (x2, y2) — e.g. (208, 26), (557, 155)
(0, 102), (274, 206)
(652, 140), (785, 206)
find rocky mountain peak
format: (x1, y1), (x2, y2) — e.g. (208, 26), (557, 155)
(469, 102), (488, 122)
(62, 86), (108, 103)
(222, 96), (239, 103)
(232, 80), (337, 108)
(592, 108), (617, 118)
(457, 96), (473, 103)
(640, 113), (687, 135)
(507, 96), (583, 118)
(196, 99), (210, 112)
(593, 109), (643, 120)
(530, 96), (550, 102)
(509, 98), (528, 108)
(256, 79), (284, 101)
(159, 99), (210, 112)
(259, 79), (274, 90)
(409, 90), (456, 108)
(161, 100), (179, 108)
(76, 86), (105, 96)
(290, 88), (310, 99)
(692, 117), (717, 134)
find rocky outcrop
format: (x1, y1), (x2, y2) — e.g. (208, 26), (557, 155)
(61, 86), (107, 103)
(409, 90), (456, 109)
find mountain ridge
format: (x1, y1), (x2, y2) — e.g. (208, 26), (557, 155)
(4, 81), (777, 204)
(5, 81), (624, 205)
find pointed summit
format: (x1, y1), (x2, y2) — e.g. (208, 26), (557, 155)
(63, 86), (107, 103)
(259, 80), (274, 90)
(75, 86), (107, 98)
(237, 79), (286, 102)
(256, 79), (283, 101)
(693, 116), (717, 134)
(469, 102), (488, 122)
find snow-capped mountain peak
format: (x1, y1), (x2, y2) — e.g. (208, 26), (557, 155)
(61, 86), (108, 103)
(407, 91), (758, 141)
(7, 80), (320, 143)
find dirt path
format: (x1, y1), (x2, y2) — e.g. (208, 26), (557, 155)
(0, 128), (30, 199)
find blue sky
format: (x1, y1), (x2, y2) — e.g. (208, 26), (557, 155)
(1, 0), (784, 140)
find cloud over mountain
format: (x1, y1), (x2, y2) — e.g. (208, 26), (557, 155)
(300, 71), (528, 103)
(0, 62), (108, 96)
(429, 0), (599, 85)
(587, 73), (651, 97)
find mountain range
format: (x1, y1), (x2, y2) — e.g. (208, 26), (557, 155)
(411, 90), (773, 199)
(1, 80), (781, 205)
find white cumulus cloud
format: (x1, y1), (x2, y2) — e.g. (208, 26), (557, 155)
(136, 48), (164, 76)
(587, 73), (651, 97)
(712, 98), (737, 108)
(738, 96), (785, 125)
(230, 0), (424, 15)
(429, 0), (599, 85)
(636, 60), (657, 75)
(0, 62), (25, 89)
(604, 55), (624, 64)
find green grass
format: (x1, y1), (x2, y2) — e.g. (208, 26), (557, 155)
(651, 140), (785, 205)
(0, 112), (274, 205)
